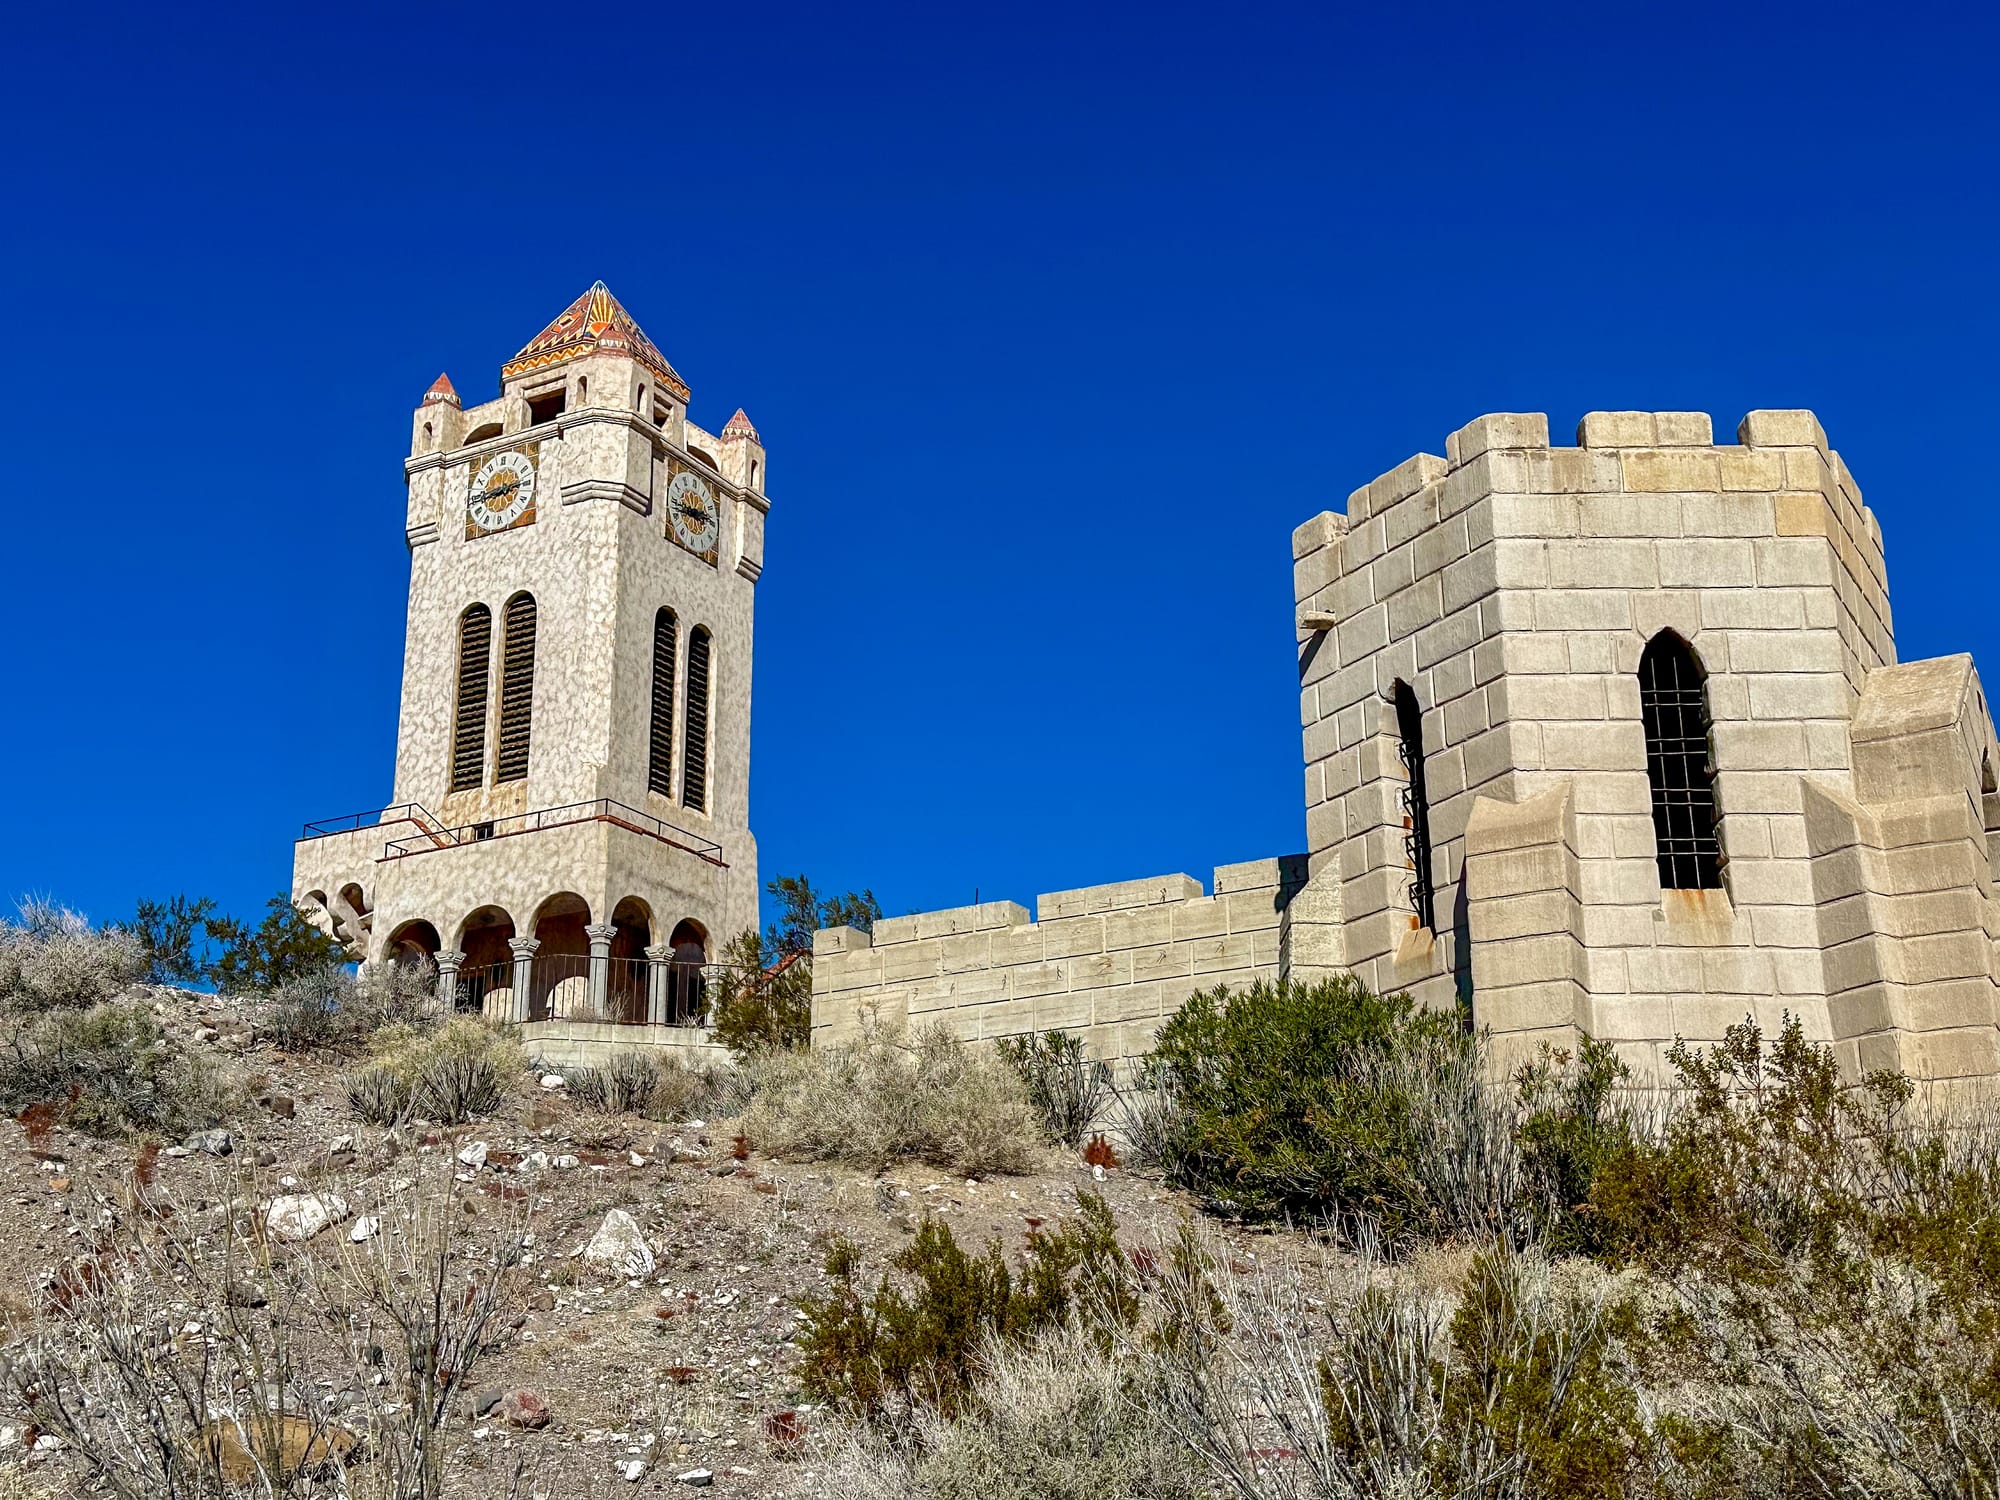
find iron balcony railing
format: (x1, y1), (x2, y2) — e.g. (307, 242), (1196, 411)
(455, 955), (752, 1029)
(380, 799), (724, 867)
(299, 802), (446, 841)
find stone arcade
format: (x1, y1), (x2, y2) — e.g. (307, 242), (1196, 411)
(811, 410), (2000, 1086)
(293, 283), (766, 1065)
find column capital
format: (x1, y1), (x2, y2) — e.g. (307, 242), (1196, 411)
(643, 944), (677, 962)
(508, 937), (542, 957)
(435, 949), (466, 970)
(584, 923), (619, 942)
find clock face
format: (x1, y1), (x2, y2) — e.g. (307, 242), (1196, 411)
(467, 451), (537, 533)
(665, 468), (720, 557)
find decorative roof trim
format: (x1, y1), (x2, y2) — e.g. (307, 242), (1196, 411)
(502, 280), (690, 403)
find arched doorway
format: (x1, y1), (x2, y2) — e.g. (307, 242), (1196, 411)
(457, 905), (516, 1017)
(609, 897), (653, 1024)
(530, 893), (591, 1020)
(384, 921), (441, 979)
(667, 918), (708, 1026)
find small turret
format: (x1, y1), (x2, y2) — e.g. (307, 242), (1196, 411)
(413, 373), (464, 455)
(717, 407), (766, 495)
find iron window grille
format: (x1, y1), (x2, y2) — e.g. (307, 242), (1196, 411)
(1639, 632), (1724, 890)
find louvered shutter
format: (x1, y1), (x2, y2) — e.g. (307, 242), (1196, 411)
(682, 627), (710, 813)
(449, 605), (491, 792)
(648, 609), (677, 798)
(495, 594), (537, 784)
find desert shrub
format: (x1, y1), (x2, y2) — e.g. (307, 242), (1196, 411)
(799, 1190), (1137, 1421)
(805, 1323), (1202, 1500)
(265, 961), (440, 1053)
(206, 894), (349, 994)
(117, 894), (218, 986)
(346, 1062), (413, 1126)
(996, 1029), (1110, 1148)
(0, 900), (146, 1013)
(740, 1020), (1039, 1175)
(558, 1050), (741, 1120)
(0, 1000), (235, 1139)
(1108, 1079), (1191, 1174)
(560, 1051), (661, 1114)
(1514, 1035), (1639, 1254)
(1143, 974), (1484, 1232)
(361, 1017), (521, 1125)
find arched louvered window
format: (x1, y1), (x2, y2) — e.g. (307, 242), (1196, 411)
(1639, 632), (1723, 890)
(449, 604), (492, 793)
(1392, 680), (1436, 930)
(648, 608), (678, 798)
(682, 626), (711, 814)
(495, 593), (537, 784)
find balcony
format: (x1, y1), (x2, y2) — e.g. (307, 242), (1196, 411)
(446, 951), (750, 1029)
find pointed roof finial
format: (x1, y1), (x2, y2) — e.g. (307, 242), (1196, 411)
(503, 281), (689, 402)
(721, 407), (759, 441)
(422, 372), (460, 407)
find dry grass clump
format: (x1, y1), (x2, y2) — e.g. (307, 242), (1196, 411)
(554, 1050), (746, 1122)
(343, 1016), (524, 1126)
(0, 899), (145, 1014)
(740, 1021), (1039, 1176)
(265, 961), (442, 1053)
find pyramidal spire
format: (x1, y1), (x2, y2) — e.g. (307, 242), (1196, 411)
(421, 372), (460, 407)
(721, 407), (759, 441)
(502, 281), (688, 401)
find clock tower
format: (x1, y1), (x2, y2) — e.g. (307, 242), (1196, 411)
(293, 282), (768, 1058)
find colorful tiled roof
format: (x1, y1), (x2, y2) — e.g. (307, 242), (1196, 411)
(502, 281), (689, 403)
(421, 372), (460, 407)
(721, 407), (759, 441)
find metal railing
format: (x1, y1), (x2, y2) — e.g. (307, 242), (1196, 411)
(381, 799), (724, 866)
(451, 955), (751, 1029)
(299, 802), (445, 841)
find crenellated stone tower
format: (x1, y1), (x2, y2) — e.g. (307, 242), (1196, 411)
(294, 282), (768, 1061)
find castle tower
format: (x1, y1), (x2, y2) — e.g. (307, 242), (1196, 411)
(295, 282), (769, 1057)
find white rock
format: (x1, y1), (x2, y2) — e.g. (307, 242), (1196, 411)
(582, 1209), (656, 1278)
(330, 1135), (354, 1154)
(616, 1459), (646, 1481)
(1092, 1164), (1106, 1182)
(676, 1471), (712, 1488)
(628, 1152), (647, 1167)
(540, 1074), (566, 1091)
(349, 1215), (381, 1243)
(457, 1141), (489, 1168)
(265, 1192), (351, 1243)
(553, 1154), (580, 1170)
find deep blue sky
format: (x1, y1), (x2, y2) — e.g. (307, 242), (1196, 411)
(2, 1), (1994, 933)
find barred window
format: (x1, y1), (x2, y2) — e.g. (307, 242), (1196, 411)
(495, 592), (537, 784)
(1393, 680), (1437, 930)
(1640, 632), (1723, 890)
(648, 608), (678, 798)
(449, 604), (492, 793)
(682, 626), (711, 814)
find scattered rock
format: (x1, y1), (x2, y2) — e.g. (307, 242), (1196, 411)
(263, 1094), (297, 1120)
(256, 1150), (279, 1168)
(349, 1215), (381, 1243)
(225, 1280), (268, 1308)
(709, 1164), (737, 1178)
(616, 1459), (647, 1481)
(540, 1074), (566, 1091)
(187, 1129), (233, 1157)
(473, 1389), (504, 1418)
(457, 1141), (489, 1168)
(583, 1209), (657, 1278)
(676, 1470), (713, 1488)
(553, 1154), (580, 1171)
(526, 1289), (558, 1312)
(329, 1135), (355, 1155)
(265, 1192), (351, 1243)
(497, 1389), (550, 1429)
(202, 1415), (354, 1484)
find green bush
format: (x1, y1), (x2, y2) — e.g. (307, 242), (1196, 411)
(357, 1017), (521, 1126)
(1142, 975), (1478, 1231)
(996, 1029), (1110, 1148)
(710, 874), (882, 1055)
(799, 1190), (1137, 1421)
(1513, 1035), (1638, 1254)
(345, 1063), (412, 1126)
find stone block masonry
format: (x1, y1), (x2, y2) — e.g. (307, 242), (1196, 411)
(811, 857), (1337, 1069)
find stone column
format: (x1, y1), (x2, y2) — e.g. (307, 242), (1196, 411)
(508, 938), (540, 1026)
(644, 944), (676, 1027)
(435, 950), (465, 1015)
(585, 923), (618, 1019)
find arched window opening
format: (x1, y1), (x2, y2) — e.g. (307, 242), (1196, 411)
(687, 444), (720, 472)
(682, 626), (711, 814)
(465, 421), (503, 444)
(1392, 680), (1436, 931)
(749, 458), (760, 490)
(495, 593), (537, 784)
(422, 421), (433, 447)
(1640, 632), (1724, 890)
(667, 917), (708, 1026)
(635, 384), (647, 415)
(449, 604), (492, 792)
(648, 608), (678, 798)
(575, 376), (588, 404)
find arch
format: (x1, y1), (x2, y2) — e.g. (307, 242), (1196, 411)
(457, 905), (517, 1017)
(529, 892), (591, 1023)
(687, 444), (720, 472)
(1639, 631), (1723, 890)
(648, 607), (678, 798)
(635, 384), (648, 415)
(495, 592), (537, 784)
(667, 917), (709, 1027)
(449, 603), (493, 792)
(575, 375), (588, 404)
(332, 883), (372, 950)
(422, 420), (433, 447)
(464, 421), (504, 444)
(1391, 680), (1436, 931)
(386, 919), (441, 966)
(682, 625), (711, 814)
(749, 457), (760, 490)
(301, 889), (332, 939)
(609, 896), (654, 1023)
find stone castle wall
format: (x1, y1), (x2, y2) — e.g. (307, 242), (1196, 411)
(811, 857), (1339, 1067)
